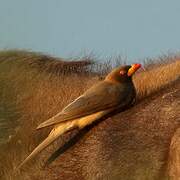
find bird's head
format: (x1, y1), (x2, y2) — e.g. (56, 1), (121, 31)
(105, 64), (141, 83)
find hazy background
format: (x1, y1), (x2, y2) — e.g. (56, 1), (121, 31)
(0, 0), (180, 62)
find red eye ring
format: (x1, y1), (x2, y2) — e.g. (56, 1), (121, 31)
(119, 70), (126, 75)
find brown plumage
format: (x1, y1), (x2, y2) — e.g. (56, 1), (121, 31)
(17, 63), (141, 169)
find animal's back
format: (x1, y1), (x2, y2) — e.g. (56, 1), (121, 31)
(41, 80), (180, 180)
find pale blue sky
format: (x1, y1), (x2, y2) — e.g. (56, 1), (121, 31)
(0, 0), (180, 62)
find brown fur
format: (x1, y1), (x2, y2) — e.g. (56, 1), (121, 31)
(0, 50), (179, 179)
(40, 79), (179, 180)
(168, 128), (180, 179)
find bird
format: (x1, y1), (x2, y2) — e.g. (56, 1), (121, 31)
(17, 63), (141, 169)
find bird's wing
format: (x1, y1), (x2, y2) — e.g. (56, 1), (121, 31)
(37, 81), (129, 129)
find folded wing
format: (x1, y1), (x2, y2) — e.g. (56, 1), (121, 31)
(37, 81), (127, 129)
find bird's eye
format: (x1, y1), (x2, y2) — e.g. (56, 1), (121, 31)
(119, 70), (126, 75)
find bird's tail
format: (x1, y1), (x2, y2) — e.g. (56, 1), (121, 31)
(16, 121), (76, 170)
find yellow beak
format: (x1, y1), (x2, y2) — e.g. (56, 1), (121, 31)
(127, 63), (141, 76)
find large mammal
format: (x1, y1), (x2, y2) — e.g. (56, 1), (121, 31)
(43, 79), (179, 180)
(18, 64), (141, 169)
(0, 51), (179, 179)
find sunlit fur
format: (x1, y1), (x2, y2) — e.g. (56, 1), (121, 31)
(0, 50), (179, 179)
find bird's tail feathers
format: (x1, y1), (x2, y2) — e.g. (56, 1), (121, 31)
(16, 121), (76, 170)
